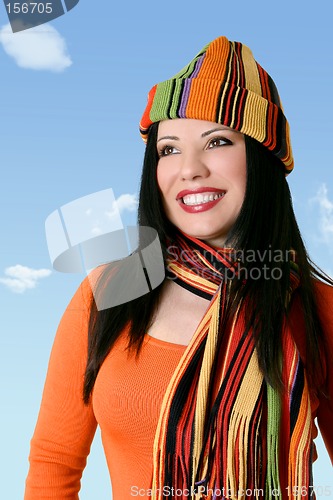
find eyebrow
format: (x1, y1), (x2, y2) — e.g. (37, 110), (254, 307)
(157, 126), (237, 143)
(201, 127), (237, 137)
(157, 135), (179, 143)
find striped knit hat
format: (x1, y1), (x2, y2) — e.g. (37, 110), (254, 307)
(139, 36), (294, 173)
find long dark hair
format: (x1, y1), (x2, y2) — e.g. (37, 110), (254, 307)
(83, 122), (331, 403)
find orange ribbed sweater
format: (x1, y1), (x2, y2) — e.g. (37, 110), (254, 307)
(24, 278), (333, 499)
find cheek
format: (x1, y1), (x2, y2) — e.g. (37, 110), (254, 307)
(156, 168), (165, 199)
(230, 151), (247, 196)
(237, 164), (247, 196)
(156, 165), (162, 189)
(156, 170), (170, 213)
(156, 165), (173, 200)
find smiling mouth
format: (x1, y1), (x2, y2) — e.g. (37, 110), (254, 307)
(181, 192), (226, 206)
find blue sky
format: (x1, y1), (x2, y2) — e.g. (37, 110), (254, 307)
(0, 1), (332, 498)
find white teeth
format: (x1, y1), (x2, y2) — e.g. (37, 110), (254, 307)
(182, 192), (225, 206)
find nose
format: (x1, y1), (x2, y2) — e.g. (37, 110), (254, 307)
(179, 151), (210, 181)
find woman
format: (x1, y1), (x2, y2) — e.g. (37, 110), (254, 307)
(25, 36), (333, 499)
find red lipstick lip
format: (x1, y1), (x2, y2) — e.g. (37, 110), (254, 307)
(176, 187), (226, 200)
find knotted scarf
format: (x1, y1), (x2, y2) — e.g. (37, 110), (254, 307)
(150, 232), (313, 499)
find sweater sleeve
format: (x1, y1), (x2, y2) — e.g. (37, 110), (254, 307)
(24, 277), (98, 499)
(314, 281), (333, 464)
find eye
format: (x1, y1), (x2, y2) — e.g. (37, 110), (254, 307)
(207, 137), (232, 149)
(158, 145), (180, 157)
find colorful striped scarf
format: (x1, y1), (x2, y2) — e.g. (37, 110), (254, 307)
(151, 233), (313, 499)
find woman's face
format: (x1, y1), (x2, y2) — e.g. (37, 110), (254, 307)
(156, 118), (247, 247)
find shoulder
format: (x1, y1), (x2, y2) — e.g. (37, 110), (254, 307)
(313, 279), (333, 318)
(288, 279), (333, 362)
(68, 264), (108, 312)
(290, 279), (333, 326)
(313, 279), (333, 352)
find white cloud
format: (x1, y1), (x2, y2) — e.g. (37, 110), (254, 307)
(115, 193), (138, 213)
(106, 193), (138, 219)
(0, 23), (72, 72)
(0, 265), (52, 294)
(311, 184), (333, 245)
